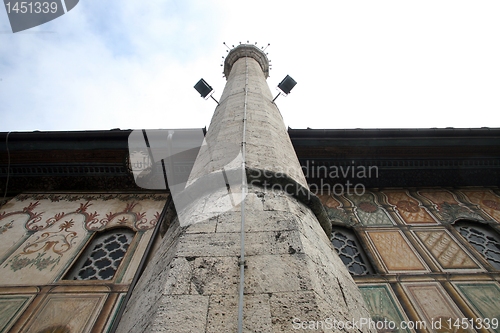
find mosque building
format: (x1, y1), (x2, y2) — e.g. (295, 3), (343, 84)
(0, 44), (499, 333)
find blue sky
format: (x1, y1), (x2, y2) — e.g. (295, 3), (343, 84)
(1, 0), (500, 132)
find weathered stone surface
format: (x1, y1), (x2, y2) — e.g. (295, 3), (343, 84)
(246, 230), (304, 256)
(184, 216), (217, 234)
(261, 189), (298, 212)
(116, 220), (184, 333)
(215, 210), (297, 234)
(176, 232), (240, 257)
(244, 254), (311, 294)
(207, 294), (272, 333)
(269, 291), (323, 332)
(190, 256), (239, 295)
(151, 295), (209, 333)
(118, 186), (373, 332)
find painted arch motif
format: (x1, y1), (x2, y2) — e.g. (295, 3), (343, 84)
(1, 211), (87, 284)
(382, 190), (437, 224)
(345, 192), (394, 226)
(317, 194), (353, 226)
(418, 190), (483, 223)
(0, 194), (166, 286)
(459, 189), (500, 223)
(0, 201), (46, 266)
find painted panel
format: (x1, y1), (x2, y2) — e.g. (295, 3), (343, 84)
(318, 194), (352, 225)
(1, 213), (88, 285)
(359, 284), (410, 333)
(419, 190), (483, 222)
(22, 293), (107, 333)
(13, 193), (167, 231)
(402, 282), (471, 333)
(0, 193), (167, 286)
(460, 190), (500, 223)
(0, 295), (34, 332)
(0, 200), (43, 262)
(366, 230), (427, 272)
(455, 282), (500, 332)
(346, 192), (394, 226)
(318, 194), (341, 209)
(414, 230), (479, 270)
(383, 190), (437, 224)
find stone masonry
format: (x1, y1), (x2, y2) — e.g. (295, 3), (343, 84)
(116, 45), (375, 332)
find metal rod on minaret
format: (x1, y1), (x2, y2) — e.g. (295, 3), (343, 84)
(210, 95), (219, 105)
(237, 53), (249, 333)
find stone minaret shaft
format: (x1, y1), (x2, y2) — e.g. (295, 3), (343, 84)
(117, 45), (374, 333)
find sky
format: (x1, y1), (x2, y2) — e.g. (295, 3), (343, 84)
(1, 0), (499, 132)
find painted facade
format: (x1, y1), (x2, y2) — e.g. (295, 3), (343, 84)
(0, 193), (167, 332)
(1, 187), (498, 332)
(321, 188), (500, 333)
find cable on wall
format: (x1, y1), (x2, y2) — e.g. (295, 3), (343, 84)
(237, 53), (249, 333)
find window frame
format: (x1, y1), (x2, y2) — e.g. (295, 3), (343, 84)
(330, 226), (374, 276)
(453, 220), (500, 271)
(62, 227), (136, 282)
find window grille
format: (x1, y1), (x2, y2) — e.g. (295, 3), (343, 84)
(331, 227), (372, 275)
(455, 222), (500, 270)
(65, 228), (134, 281)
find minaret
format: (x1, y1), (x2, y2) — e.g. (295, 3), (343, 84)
(117, 45), (375, 332)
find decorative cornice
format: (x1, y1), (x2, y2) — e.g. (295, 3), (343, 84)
(0, 174), (144, 197)
(223, 44), (270, 79)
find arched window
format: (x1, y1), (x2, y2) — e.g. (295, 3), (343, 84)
(65, 228), (135, 281)
(331, 227), (373, 275)
(454, 221), (500, 270)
